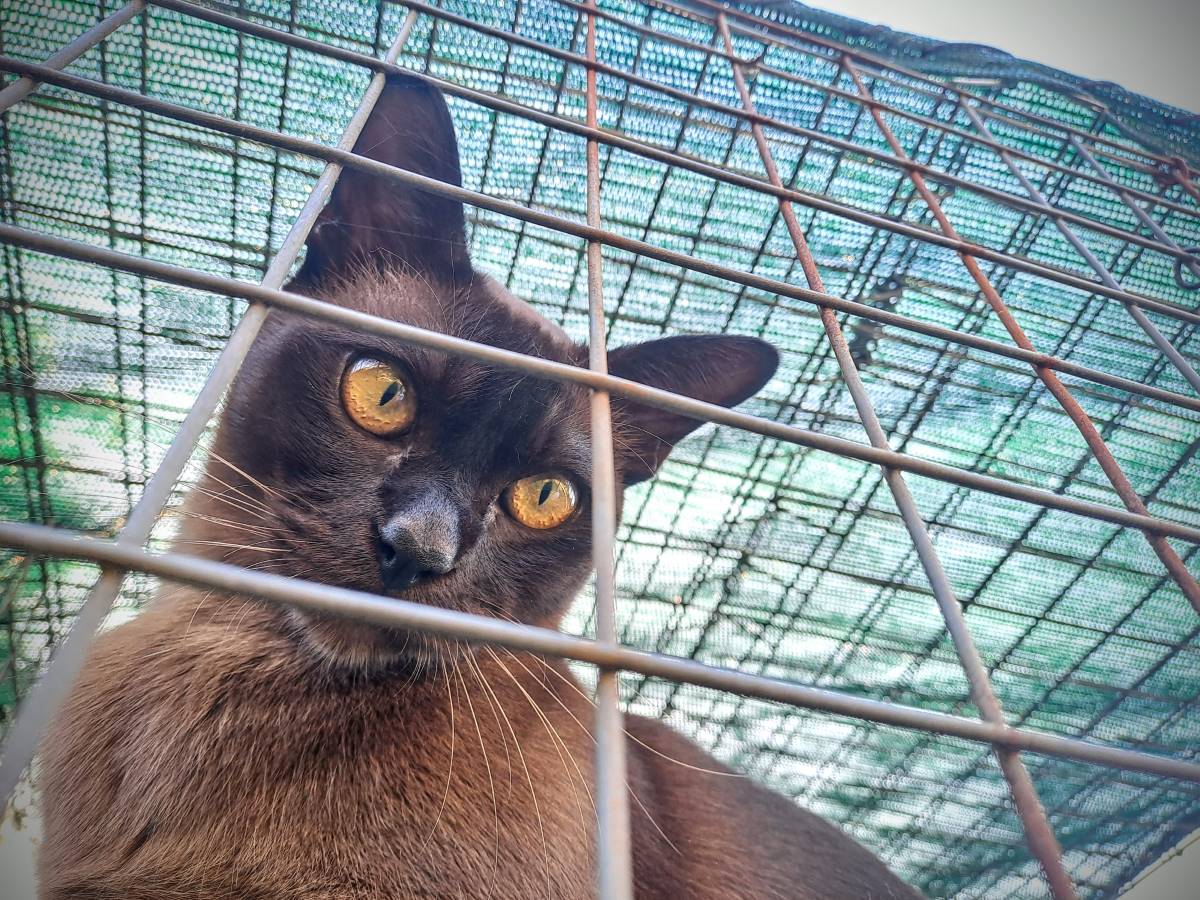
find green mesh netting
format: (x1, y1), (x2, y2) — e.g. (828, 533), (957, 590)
(1, 1), (1199, 897)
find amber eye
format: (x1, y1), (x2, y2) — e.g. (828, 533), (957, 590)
(503, 475), (579, 530)
(340, 357), (417, 436)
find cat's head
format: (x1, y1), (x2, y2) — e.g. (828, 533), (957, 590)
(196, 75), (777, 673)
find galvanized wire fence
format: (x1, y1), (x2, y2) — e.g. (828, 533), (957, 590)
(1, 1), (1199, 897)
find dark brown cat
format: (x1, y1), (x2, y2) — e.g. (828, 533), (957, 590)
(38, 75), (923, 899)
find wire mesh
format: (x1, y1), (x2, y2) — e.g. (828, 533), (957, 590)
(1, 0), (1199, 897)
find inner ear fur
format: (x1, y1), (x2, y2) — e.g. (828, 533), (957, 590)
(606, 334), (779, 485)
(291, 74), (470, 291)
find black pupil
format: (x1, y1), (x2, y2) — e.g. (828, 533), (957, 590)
(538, 481), (554, 505)
(379, 381), (400, 407)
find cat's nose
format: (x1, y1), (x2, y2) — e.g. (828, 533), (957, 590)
(376, 494), (459, 593)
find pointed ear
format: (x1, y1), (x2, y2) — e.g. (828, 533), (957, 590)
(292, 74), (470, 289)
(607, 335), (778, 485)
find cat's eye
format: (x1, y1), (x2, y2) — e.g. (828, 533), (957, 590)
(503, 475), (579, 530)
(341, 357), (417, 436)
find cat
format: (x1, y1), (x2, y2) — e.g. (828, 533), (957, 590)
(37, 74), (923, 899)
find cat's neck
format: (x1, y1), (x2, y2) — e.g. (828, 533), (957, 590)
(153, 586), (581, 711)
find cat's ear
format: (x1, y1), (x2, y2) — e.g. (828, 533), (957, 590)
(292, 74), (469, 289)
(606, 335), (778, 485)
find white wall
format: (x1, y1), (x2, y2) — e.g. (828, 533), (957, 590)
(1118, 829), (1200, 900)
(0, 779), (39, 899)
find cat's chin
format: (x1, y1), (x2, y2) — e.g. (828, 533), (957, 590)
(286, 608), (462, 677)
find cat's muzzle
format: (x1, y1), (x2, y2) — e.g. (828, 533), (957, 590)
(375, 493), (459, 593)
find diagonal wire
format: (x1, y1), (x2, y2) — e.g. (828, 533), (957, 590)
(959, 103), (1200, 394)
(715, 15), (1076, 898)
(841, 58), (1200, 616)
(583, 3), (635, 897)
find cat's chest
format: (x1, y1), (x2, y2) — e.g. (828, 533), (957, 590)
(111, 637), (598, 898)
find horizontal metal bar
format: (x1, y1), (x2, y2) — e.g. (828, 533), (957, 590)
(5, 222), (1200, 546)
(0, 0), (147, 115)
(140, 0), (1200, 329)
(7, 57), (1200, 419)
(556, 0), (1197, 223)
(387, 0), (1198, 268)
(665, 0), (1198, 180)
(1, 519), (1196, 782)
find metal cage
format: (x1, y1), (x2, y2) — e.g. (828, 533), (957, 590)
(1, 1), (1198, 897)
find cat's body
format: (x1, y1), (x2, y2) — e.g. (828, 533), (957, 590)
(40, 592), (914, 899)
(38, 74), (923, 899)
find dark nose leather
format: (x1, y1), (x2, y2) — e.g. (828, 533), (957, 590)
(377, 492), (459, 592)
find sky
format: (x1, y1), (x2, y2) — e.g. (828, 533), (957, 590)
(805, 0), (1200, 113)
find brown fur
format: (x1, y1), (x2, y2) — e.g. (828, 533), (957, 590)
(40, 593), (920, 899)
(37, 74), (923, 899)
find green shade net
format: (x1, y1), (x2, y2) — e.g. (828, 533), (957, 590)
(1, 1), (1198, 897)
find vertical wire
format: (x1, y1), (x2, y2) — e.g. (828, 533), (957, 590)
(959, 104), (1200, 394)
(501, 6), (581, 297)
(584, 3), (635, 897)
(841, 57), (1200, 617)
(0, 10), (420, 809)
(714, 16), (1077, 900)
(95, 0), (139, 569)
